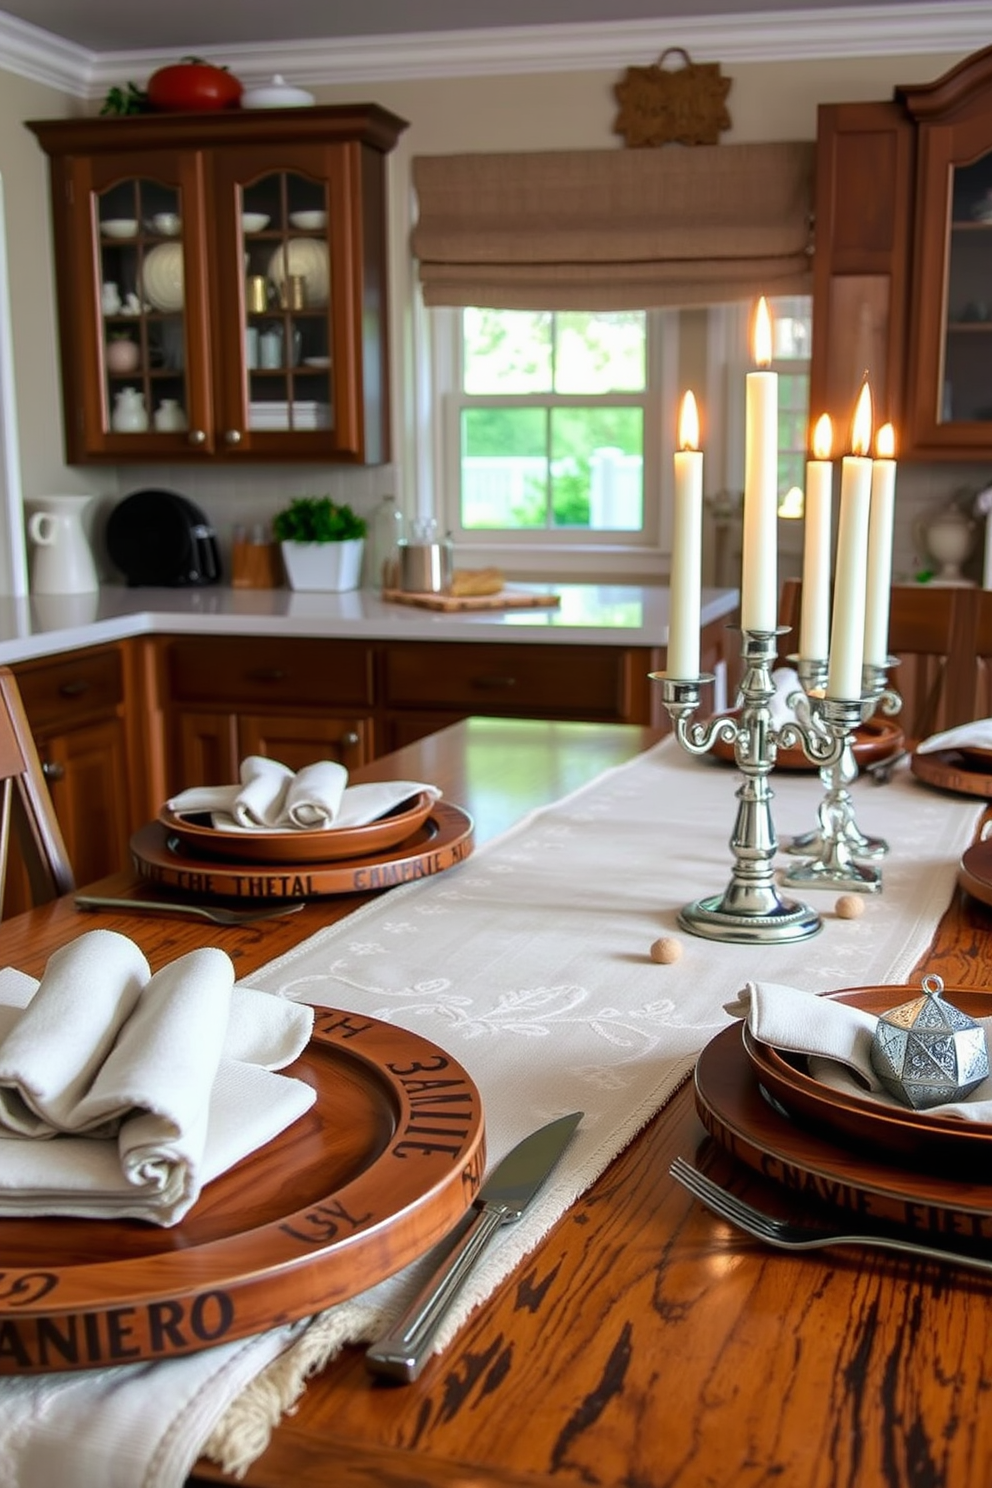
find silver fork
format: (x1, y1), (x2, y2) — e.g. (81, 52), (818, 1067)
(670, 1157), (992, 1277)
(74, 894), (306, 926)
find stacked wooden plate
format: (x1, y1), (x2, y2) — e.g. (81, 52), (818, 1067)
(130, 792), (475, 900)
(694, 985), (992, 1240)
(912, 743), (992, 798)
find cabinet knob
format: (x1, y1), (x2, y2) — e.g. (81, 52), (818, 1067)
(224, 429), (243, 446)
(187, 429), (207, 446)
(340, 731), (360, 749)
(42, 760), (65, 783)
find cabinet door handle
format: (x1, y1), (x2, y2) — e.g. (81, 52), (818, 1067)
(58, 679), (89, 698)
(247, 668), (289, 683)
(224, 429), (243, 445)
(340, 731), (360, 748)
(473, 675), (518, 690)
(187, 429), (207, 446)
(42, 760), (65, 782)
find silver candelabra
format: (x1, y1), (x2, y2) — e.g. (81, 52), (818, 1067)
(779, 658), (902, 894)
(652, 626), (884, 944)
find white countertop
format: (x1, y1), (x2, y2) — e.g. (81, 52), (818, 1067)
(0, 583), (739, 665)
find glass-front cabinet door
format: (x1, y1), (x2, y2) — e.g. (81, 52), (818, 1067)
(902, 52), (992, 457)
(210, 141), (365, 459)
(67, 149), (213, 459)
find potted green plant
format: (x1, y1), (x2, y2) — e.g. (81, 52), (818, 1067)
(272, 496), (367, 592)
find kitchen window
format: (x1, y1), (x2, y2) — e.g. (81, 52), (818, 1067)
(428, 296), (811, 573)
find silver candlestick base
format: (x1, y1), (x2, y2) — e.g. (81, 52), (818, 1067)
(651, 627), (845, 944)
(780, 658), (902, 895)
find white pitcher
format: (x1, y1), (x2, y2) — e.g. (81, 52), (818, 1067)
(27, 494), (99, 595)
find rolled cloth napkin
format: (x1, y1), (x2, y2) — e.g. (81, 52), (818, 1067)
(727, 980), (992, 1121)
(168, 755), (441, 832)
(916, 719), (992, 754)
(0, 929), (315, 1223)
(769, 667), (804, 725)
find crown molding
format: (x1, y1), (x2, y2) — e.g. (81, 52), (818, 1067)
(0, 1), (987, 99)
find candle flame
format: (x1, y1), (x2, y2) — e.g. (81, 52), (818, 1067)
(876, 422), (895, 459)
(851, 381), (873, 456)
(678, 390), (699, 451)
(753, 297), (772, 368)
(812, 413), (833, 461)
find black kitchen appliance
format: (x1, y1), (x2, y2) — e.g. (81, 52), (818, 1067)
(106, 489), (221, 587)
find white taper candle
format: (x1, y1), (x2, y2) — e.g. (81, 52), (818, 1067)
(864, 423), (897, 669)
(799, 414), (834, 662)
(741, 298), (778, 632)
(668, 391), (703, 679)
(826, 383), (874, 700)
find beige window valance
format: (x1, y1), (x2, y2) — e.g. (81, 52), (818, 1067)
(411, 141), (815, 310)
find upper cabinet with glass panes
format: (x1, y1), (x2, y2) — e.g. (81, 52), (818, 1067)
(811, 47), (992, 462)
(27, 105), (407, 464)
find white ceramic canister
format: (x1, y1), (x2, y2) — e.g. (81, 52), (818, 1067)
(153, 398), (187, 432)
(111, 387), (148, 433)
(27, 494), (99, 595)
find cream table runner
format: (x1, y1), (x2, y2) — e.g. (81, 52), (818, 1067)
(0, 738), (984, 1487)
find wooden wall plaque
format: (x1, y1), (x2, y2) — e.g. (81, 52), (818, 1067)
(613, 47), (732, 148)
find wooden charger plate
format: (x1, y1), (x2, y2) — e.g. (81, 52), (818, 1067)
(707, 713), (904, 771)
(131, 800), (473, 899)
(159, 789), (437, 865)
(742, 985), (992, 1172)
(959, 837), (992, 911)
(0, 1006), (485, 1375)
(694, 1020), (992, 1241)
(911, 747), (992, 798)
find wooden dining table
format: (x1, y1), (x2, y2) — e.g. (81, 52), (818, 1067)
(3, 715), (992, 1488)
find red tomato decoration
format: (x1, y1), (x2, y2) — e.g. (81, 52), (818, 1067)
(146, 60), (242, 112)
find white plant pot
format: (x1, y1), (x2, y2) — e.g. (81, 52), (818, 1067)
(280, 538), (364, 592)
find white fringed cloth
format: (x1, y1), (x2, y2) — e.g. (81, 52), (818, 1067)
(0, 739), (983, 1487)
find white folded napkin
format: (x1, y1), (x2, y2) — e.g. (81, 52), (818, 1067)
(0, 930), (316, 1224)
(167, 756), (441, 833)
(769, 666), (804, 725)
(727, 980), (992, 1121)
(916, 719), (992, 755)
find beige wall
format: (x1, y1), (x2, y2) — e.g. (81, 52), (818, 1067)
(2, 42), (987, 589)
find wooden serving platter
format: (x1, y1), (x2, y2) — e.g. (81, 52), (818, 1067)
(132, 801), (473, 900)
(383, 588), (560, 612)
(694, 1020), (992, 1242)
(0, 1007), (485, 1375)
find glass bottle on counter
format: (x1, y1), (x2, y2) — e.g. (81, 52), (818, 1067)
(368, 494), (404, 591)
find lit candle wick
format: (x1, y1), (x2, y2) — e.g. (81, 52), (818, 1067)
(812, 413), (832, 462)
(679, 390), (699, 451)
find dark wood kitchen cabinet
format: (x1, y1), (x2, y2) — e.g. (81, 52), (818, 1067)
(3, 644), (139, 916)
(158, 636), (374, 791)
(809, 100), (915, 437)
(27, 104), (407, 466)
(811, 44), (992, 460)
(898, 47), (992, 457)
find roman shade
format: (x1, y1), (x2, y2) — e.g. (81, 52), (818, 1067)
(412, 141), (815, 310)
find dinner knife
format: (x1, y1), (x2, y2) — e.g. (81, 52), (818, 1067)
(365, 1109), (583, 1382)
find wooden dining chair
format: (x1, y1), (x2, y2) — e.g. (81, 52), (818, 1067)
(776, 578), (979, 738)
(0, 666), (74, 915)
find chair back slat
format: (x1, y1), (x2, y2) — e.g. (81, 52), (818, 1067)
(0, 667), (74, 913)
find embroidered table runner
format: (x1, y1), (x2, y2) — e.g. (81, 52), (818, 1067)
(0, 739), (984, 1487)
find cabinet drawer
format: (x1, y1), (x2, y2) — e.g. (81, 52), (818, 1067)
(383, 643), (631, 717)
(165, 637), (374, 709)
(14, 647), (124, 733)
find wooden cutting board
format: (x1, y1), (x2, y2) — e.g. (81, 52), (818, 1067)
(383, 588), (560, 612)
